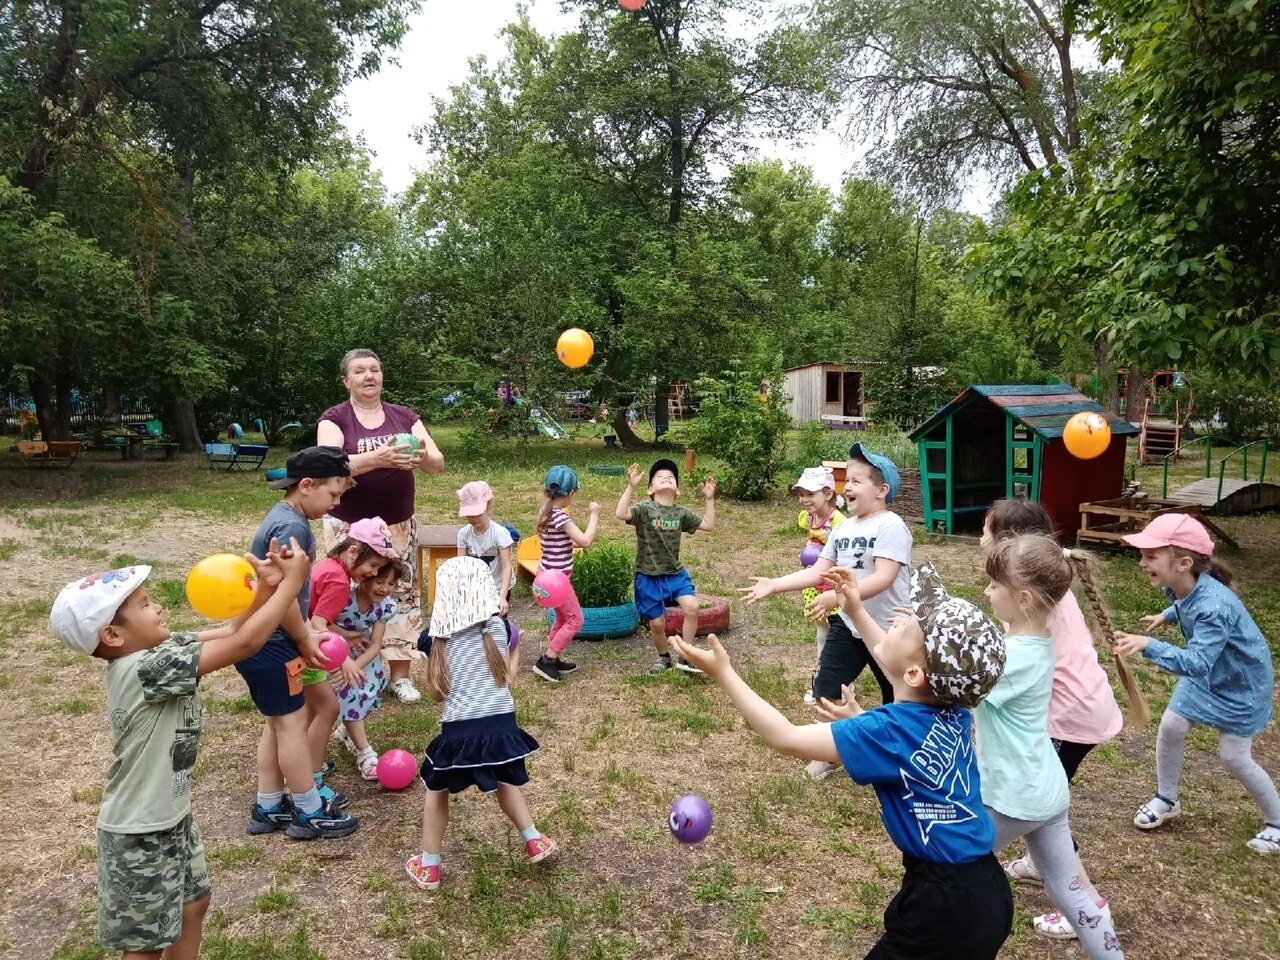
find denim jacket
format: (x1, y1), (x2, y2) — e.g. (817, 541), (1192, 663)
(1145, 574), (1274, 736)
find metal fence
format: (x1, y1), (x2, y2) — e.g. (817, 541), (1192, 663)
(0, 393), (155, 432)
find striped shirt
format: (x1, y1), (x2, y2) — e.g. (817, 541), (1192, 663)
(442, 616), (515, 723)
(537, 508), (575, 572)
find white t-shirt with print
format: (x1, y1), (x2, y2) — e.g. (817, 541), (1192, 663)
(457, 521), (514, 594)
(819, 510), (913, 633)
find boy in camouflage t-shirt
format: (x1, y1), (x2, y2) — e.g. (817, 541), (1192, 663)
(615, 459), (716, 674)
(50, 542), (308, 957)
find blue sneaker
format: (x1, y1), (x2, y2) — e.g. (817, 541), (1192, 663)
(317, 783), (350, 810)
(247, 796), (295, 835)
(287, 802), (359, 840)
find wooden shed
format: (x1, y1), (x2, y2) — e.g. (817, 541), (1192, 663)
(782, 362), (875, 428)
(909, 384), (1139, 538)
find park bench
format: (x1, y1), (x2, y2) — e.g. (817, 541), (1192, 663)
(16, 440), (82, 468)
(204, 442), (269, 471)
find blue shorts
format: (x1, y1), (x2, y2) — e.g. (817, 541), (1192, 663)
(634, 569), (696, 622)
(233, 632), (305, 717)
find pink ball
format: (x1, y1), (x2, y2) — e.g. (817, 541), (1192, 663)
(376, 748), (418, 790)
(532, 569), (571, 608)
(317, 633), (349, 671)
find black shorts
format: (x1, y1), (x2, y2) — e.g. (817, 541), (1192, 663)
(1052, 738), (1096, 782)
(234, 633), (305, 716)
(867, 853), (1012, 960)
(814, 614), (894, 705)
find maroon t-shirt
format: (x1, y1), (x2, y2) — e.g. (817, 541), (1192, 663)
(319, 400), (421, 525)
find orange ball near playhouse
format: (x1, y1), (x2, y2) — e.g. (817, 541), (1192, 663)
(186, 553), (258, 620)
(556, 328), (595, 369)
(618, 0), (647, 10)
(1062, 411), (1112, 460)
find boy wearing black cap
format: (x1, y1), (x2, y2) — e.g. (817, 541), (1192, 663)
(616, 459), (716, 673)
(240, 446), (359, 840)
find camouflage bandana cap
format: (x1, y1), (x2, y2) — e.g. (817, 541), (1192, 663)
(910, 563), (1006, 708)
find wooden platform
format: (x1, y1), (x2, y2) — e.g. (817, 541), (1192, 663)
(1078, 494), (1238, 550)
(1170, 477), (1280, 515)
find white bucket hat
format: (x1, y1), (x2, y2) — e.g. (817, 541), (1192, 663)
(428, 557), (500, 638)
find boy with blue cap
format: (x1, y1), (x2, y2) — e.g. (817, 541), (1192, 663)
(742, 443), (913, 778)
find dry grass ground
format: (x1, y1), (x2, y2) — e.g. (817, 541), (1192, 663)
(1, 430), (1277, 959)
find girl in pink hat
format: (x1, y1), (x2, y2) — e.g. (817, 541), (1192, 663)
(1115, 513), (1280, 854)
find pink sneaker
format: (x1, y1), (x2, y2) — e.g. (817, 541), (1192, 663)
(404, 854), (441, 890)
(525, 834), (558, 864)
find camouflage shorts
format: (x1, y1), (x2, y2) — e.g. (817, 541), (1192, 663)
(97, 816), (211, 950)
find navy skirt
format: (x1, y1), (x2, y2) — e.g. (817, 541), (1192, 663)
(419, 712), (539, 794)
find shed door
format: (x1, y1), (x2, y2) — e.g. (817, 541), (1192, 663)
(842, 372), (862, 417)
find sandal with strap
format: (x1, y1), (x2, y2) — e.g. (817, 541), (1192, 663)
(1133, 795), (1180, 830)
(1033, 901), (1111, 940)
(358, 751), (380, 781)
(1247, 824), (1280, 854)
(1002, 854), (1043, 885)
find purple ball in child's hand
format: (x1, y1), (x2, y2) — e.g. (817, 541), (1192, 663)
(669, 794), (713, 844)
(800, 543), (822, 568)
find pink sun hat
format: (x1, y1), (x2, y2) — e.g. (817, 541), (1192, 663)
(1121, 513), (1214, 556)
(456, 480), (494, 518)
(347, 517), (398, 558)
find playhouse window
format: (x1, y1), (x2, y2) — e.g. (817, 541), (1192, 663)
(825, 371), (841, 402)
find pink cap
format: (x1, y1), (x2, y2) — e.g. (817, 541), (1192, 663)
(456, 480), (494, 517)
(347, 517), (397, 558)
(1121, 513), (1214, 556)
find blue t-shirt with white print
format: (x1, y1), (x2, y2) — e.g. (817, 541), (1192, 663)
(832, 702), (994, 864)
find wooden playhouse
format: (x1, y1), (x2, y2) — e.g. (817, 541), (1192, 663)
(909, 384), (1138, 537)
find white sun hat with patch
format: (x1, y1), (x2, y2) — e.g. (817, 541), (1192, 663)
(51, 565), (153, 655)
(428, 557), (501, 638)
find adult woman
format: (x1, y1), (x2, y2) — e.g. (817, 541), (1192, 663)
(317, 349), (445, 702)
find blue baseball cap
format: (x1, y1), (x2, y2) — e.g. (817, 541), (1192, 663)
(544, 465), (579, 495)
(848, 442), (901, 503)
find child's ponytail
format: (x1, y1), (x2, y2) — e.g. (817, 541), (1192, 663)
(481, 629), (511, 687)
(1065, 548), (1150, 725)
(425, 638), (450, 703)
(535, 488), (555, 535)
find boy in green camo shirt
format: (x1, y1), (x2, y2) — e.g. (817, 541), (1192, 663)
(51, 541), (308, 959)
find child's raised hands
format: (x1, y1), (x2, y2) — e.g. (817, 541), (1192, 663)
(668, 633), (730, 677)
(814, 683), (862, 721)
(626, 462), (643, 487)
(820, 566), (862, 614)
(699, 476), (717, 499)
(588, 501), (601, 516)
(804, 589), (840, 623)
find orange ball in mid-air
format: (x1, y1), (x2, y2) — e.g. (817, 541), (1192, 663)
(556, 328), (595, 369)
(1062, 412), (1112, 460)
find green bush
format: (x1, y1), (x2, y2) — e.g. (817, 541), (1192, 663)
(571, 541), (635, 607)
(679, 368), (792, 501)
(789, 420), (919, 478)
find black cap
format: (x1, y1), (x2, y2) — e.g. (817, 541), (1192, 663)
(649, 458), (680, 484)
(267, 445), (352, 489)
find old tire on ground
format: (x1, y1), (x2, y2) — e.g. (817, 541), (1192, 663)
(662, 595), (730, 637)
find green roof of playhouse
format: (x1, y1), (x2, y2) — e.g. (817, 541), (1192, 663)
(909, 384), (1140, 441)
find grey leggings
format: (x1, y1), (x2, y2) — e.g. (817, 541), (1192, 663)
(989, 807), (1124, 958)
(1156, 709), (1280, 823)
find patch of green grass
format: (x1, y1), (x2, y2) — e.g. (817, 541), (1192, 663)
(274, 850), (320, 883)
(596, 886), (622, 926)
(742, 664), (794, 703)
(547, 790), (588, 838)
(206, 692), (258, 715)
(688, 862), (735, 904)
(362, 866), (394, 893)
(111, 553), (147, 567)
(801, 904), (881, 943)
(0, 538), (21, 561)
(407, 940), (446, 960)
(61, 843), (97, 866)
(376, 890), (410, 938)
(728, 887), (768, 947)
(204, 922), (323, 960)
(0, 597), (52, 634)
(584, 933), (636, 960)
(51, 935), (107, 960)
(53, 697), (93, 715)
(546, 925), (573, 960)
(252, 887), (298, 914)
(584, 711), (617, 749)
(71, 785), (104, 804)
(207, 842), (262, 869)
(150, 578), (189, 612)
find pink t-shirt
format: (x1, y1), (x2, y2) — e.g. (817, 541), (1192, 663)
(309, 556), (353, 623)
(1046, 591), (1124, 744)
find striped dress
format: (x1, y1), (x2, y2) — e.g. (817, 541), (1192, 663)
(419, 617), (539, 794)
(537, 508), (575, 573)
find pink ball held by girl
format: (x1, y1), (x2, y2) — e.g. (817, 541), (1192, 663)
(405, 558), (556, 891)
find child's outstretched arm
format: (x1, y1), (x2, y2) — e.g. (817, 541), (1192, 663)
(1115, 614), (1229, 678)
(616, 463), (641, 521)
(563, 502), (601, 548)
(697, 477), (716, 531)
(196, 540), (310, 676)
(740, 559), (832, 603)
(669, 634), (840, 763)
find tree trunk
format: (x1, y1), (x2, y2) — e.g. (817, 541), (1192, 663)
(29, 373), (54, 440)
(1092, 338), (1116, 413)
(654, 380), (670, 439)
(1125, 366), (1147, 423)
(611, 408), (645, 449)
(54, 368), (73, 440)
(168, 397), (202, 452)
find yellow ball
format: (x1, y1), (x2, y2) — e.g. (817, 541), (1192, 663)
(186, 553), (258, 620)
(556, 328), (595, 369)
(1062, 412), (1112, 460)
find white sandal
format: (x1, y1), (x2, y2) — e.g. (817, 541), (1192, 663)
(1033, 901), (1111, 940)
(1002, 854), (1042, 885)
(358, 751), (381, 781)
(1133, 795), (1180, 829)
(1247, 824), (1280, 854)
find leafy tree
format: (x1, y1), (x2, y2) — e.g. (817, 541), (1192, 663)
(971, 0), (1280, 381)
